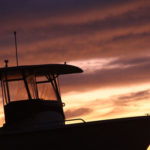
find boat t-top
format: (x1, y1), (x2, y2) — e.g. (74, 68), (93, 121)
(0, 61), (83, 129)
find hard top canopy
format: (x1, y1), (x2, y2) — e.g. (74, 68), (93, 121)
(0, 64), (83, 79)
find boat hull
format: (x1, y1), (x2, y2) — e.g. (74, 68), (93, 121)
(0, 116), (150, 150)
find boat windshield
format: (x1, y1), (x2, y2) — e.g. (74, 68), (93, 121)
(1, 73), (59, 105)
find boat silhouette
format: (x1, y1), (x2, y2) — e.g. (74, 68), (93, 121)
(0, 62), (150, 150)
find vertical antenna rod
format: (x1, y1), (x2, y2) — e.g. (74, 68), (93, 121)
(14, 31), (19, 66)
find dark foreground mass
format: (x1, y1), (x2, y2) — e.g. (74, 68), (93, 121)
(0, 116), (150, 150)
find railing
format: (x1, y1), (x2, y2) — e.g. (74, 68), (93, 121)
(65, 118), (86, 123)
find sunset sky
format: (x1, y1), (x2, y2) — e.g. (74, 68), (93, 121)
(0, 0), (150, 126)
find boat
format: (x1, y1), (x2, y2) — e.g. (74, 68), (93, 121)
(0, 61), (150, 150)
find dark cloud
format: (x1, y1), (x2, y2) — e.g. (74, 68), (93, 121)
(114, 90), (150, 106)
(0, 0), (135, 20)
(107, 57), (150, 67)
(101, 89), (150, 118)
(0, 0), (150, 66)
(65, 107), (93, 119)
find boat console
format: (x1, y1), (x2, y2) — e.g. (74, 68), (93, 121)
(0, 63), (83, 128)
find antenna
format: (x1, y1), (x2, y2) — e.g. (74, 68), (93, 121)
(14, 31), (19, 66)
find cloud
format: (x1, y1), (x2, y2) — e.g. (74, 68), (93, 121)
(65, 107), (93, 119)
(0, 0), (150, 66)
(107, 57), (150, 67)
(60, 57), (150, 93)
(113, 90), (150, 106)
(100, 89), (150, 118)
(64, 89), (150, 120)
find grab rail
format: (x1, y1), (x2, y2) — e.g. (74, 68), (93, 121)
(65, 118), (86, 123)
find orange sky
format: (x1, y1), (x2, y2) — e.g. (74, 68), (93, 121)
(0, 0), (150, 126)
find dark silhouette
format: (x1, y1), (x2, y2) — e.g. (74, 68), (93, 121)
(0, 63), (150, 150)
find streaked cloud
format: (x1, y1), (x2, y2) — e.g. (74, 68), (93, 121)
(65, 107), (93, 119)
(0, 0), (150, 66)
(64, 89), (150, 121)
(60, 57), (150, 93)
(100, 89), (150, 118)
